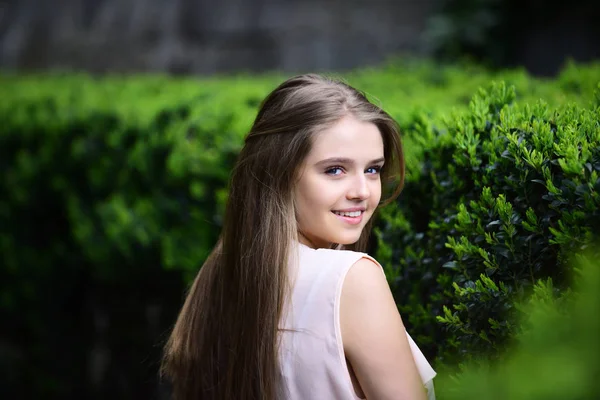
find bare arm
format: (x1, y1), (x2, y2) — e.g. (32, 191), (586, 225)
(340, 258), (426, 400)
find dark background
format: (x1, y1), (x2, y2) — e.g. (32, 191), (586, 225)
(1, 0), (599, 76)
(1, 1), (599, 399)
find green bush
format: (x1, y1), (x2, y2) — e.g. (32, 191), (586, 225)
(375, 79), (600, 364)
(0, 75), (270, 395)
(0, 76), (268, 278)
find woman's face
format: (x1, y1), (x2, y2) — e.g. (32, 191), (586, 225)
(294, 115), (384, 249)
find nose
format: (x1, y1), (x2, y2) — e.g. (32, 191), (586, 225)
(347, 173), (370, 200)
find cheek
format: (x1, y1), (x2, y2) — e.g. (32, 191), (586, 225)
(370, 180), (382, 205)
(294, 180), (319, 225)
(295, 177), (337, 219)
(300, 176), (329, 204)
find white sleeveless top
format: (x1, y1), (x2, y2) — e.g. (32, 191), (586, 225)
(278, 242), (437, 399)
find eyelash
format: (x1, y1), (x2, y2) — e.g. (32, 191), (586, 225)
(325, 165), (383, 176)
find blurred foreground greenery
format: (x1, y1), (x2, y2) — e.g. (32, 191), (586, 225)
(437, 250), (600, 399)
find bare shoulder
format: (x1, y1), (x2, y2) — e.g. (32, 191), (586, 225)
(340, 256), (426, 400)
(342, 256), (388, 295)
(340, 257), (399, 342)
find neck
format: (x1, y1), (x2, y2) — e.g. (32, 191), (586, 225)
(297, 231), (338, 250)
(297, 231), (320, 249)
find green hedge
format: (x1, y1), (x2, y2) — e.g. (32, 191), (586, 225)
(1, 60), (599, 396)
(377, 77), (600, 360)
(376, 78), (600, 364)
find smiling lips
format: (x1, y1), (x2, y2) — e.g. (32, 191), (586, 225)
(332, 208), (366, 225)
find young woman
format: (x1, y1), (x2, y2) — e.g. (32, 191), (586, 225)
(161, 74), (436, 399)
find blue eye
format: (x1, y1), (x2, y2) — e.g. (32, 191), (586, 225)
(325, 166), (344, 175)
(367, 166), (383, 174)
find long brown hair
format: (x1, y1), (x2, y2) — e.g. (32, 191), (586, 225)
(161, 74), (405, 400)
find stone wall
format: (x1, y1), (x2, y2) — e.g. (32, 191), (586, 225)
(0, 0), (436, 74)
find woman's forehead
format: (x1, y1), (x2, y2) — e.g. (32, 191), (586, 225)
(307, 116), (384, 161)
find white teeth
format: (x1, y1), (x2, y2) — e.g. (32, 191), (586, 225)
(334, 211), (362, 217)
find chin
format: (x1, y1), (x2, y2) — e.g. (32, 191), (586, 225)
(335, 234), (363, 246)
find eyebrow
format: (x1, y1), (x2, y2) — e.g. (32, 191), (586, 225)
(315, 157), (385, 166)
